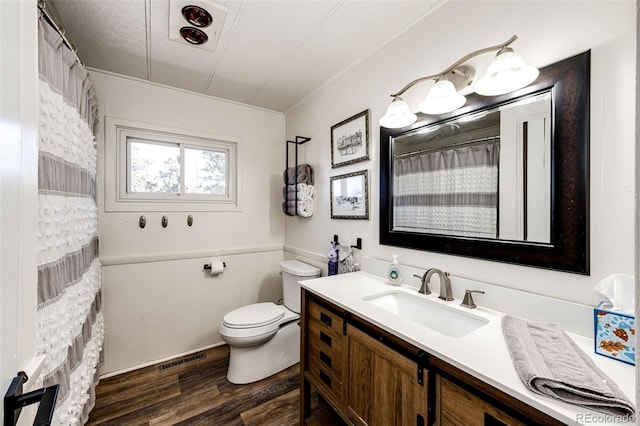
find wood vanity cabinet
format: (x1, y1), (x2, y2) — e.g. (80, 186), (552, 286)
(344, 325), (428, 426)
(301, 290), (429, 426)
(300, 290), (563, 426)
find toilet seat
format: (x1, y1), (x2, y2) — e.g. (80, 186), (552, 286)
(223, 302), (285, 329)
(220, 302), (299, 344)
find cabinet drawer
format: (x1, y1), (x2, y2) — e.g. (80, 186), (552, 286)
(308, 319), (343, 355)
(308, 340), (343, 378)
(308, 300), (343, 336)
(438, 376), (526, 426)
(307, 354), (342, 405)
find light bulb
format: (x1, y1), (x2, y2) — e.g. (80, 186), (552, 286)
(418, 79), (466, 115)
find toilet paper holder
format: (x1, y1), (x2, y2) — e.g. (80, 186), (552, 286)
(203, 261), (226, 270)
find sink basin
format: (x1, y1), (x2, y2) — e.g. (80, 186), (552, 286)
(363, 290), (489, 338)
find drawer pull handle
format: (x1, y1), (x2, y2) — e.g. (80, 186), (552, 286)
(320, 351), (332, 368)
(320, 312), (332, 327)
(319, 370), (332, 388)
(320, 331), (332, 347)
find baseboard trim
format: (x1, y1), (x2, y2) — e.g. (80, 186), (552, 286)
(99, 342), (227, 379)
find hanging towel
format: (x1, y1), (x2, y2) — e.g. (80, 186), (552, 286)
(283, 163), (314, 185)
(283, 183), (314, 201)
(282, 200), (313, 217)
(501, 315), (635, 417)
(337, 244), (356, 274)
(282, 180), (314, 217)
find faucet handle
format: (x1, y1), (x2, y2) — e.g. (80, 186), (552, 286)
(414, 273), (431, 295)
(461, 290), (485, 309)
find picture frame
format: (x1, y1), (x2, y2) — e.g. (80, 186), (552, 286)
(330, 170), (369, 220)
(331, 109), (370, 168)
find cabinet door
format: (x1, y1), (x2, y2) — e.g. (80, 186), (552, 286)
(345, 325), (428, 426)
(437, 375), (527, 426)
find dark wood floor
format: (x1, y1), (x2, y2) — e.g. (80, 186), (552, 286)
(87, 345), (345, 426)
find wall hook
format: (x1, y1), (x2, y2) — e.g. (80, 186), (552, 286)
(332, 234), (362, 250)
(351, 238), (362, 250)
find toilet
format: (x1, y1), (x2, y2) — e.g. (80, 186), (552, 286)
(219, 259), (321, 384)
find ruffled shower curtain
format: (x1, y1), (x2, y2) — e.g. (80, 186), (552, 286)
(36, 19), (103, 425)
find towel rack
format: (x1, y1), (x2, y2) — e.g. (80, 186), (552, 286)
(333, 234), (363, 250)
(285, 136), (311, 216)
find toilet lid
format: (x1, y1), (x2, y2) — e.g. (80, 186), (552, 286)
(223, 302), (285, 329)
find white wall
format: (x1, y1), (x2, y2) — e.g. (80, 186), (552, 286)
(91, 70), (285, 374)
(284, 1), (636, 307)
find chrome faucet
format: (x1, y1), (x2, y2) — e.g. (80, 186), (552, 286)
(425, 268), (453, 301)
(413, 272), (432, 295)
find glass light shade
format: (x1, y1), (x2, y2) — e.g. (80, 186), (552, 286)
(474, 48), (539, 96)
(379, 97), (417, 128)
(418, 79), (466, 115)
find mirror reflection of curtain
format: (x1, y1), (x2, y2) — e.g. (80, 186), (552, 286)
(393, 142), (498, 238)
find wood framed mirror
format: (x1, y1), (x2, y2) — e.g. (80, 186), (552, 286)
(379, 51), (590, 274)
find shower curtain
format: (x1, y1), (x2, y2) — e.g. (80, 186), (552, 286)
(37, 19), (103, 425)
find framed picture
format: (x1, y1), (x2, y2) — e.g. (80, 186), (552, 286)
(330, 170), (369, 220)
(331, 109), (370, 168)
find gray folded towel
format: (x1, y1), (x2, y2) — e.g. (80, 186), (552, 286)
(283, 163), (314, 185)
(501, 315), (634, 417)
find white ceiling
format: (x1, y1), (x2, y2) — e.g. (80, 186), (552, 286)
(48, 0), (442, 112)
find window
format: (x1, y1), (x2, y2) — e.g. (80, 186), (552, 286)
(105, 118), (239, 211)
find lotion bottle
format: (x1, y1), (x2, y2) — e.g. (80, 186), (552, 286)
(387, 255), (402, 285)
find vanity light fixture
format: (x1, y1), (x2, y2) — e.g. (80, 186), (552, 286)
(379, 35), (539, 128)
(474, 46), (539, 96)
(418, 78), (467, 115)
(378, 96), (417, 129)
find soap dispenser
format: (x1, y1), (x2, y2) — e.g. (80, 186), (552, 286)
(387, 255), (402, 285)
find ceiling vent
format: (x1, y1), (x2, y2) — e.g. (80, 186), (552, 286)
(169, 0), (228, 51)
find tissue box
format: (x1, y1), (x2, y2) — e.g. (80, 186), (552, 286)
(594, 301), (635, 365)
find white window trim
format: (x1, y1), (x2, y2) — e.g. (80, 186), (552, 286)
(104, 117), (242, 212)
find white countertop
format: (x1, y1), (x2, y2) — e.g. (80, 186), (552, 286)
(300, 271), (636, 426)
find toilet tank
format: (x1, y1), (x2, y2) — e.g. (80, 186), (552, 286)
(280, 260), (321, 313)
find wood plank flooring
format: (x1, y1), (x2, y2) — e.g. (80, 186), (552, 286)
(87, 345), (345, 426)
